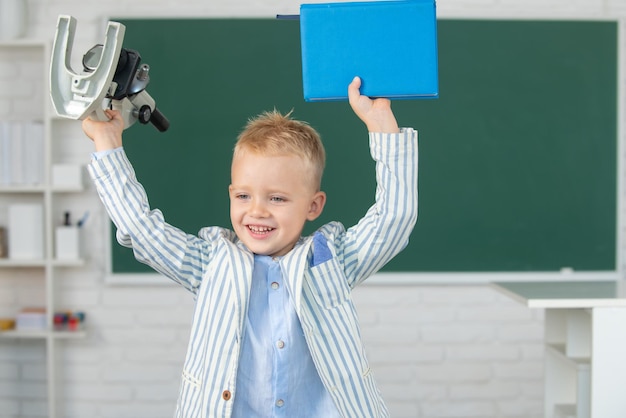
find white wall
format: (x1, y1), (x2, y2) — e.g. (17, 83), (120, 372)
(1, 0), (625, 417)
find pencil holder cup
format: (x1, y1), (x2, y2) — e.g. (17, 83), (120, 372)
(55, 226), (81, 260)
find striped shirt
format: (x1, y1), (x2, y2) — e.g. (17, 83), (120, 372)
(88, 129), (418, 417)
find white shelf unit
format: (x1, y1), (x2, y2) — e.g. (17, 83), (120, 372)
(492, 281), (626, 418)
(0, 40), (88, 418)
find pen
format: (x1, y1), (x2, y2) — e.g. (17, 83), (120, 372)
(77, 211), (90, 228)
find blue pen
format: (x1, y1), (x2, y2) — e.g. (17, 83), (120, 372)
(77, 211), (90, 228)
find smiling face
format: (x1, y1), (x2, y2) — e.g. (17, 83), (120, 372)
(229, 150), (326, 257)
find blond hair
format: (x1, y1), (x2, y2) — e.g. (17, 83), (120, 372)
(234, 109), (326, 190)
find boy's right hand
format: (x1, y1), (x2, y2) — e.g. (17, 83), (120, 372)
(348, 76), (400, 133)
(82, 109), (125, 151)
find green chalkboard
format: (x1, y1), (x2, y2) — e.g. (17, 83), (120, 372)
(110, 18), (617, 274)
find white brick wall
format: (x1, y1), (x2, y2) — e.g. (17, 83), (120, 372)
(351, 285), (546, 417)
(1, 0), (625, 417)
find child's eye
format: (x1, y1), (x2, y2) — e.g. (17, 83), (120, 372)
(236, 193), (250, 200)
(270, 196), (286, 203)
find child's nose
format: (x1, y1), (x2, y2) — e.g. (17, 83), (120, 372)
(249, 199), (268, 217)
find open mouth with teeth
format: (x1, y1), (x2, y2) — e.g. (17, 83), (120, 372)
(247, 225), (275, 235)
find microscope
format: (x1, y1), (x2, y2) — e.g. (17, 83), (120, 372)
(49, 15), (169, 132)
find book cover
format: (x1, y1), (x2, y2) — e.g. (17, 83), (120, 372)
(300, 0), (439, 102)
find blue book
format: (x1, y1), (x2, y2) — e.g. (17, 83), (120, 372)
(299, 0), (439, 102)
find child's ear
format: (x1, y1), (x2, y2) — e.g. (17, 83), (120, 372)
(307, 191), (326, 221)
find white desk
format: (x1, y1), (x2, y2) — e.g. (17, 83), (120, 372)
(491, 281), (626, 418)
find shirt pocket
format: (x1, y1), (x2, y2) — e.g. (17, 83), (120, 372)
(176, 369), (202, 415)
(307, 258), (351, 309)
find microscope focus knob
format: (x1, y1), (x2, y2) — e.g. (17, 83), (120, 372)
(135, 105), (152, 124)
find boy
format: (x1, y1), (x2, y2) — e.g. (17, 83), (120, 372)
(82, 76), (418, 417)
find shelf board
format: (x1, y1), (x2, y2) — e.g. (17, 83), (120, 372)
(0, 329), (87, 339)
(52, 258), (86, 267)
(491, 281), (626, 308)
(52, 329), (87, 339)
(0, 258), (46, 267)
(52, 186), (85, 193)
(0, 258), (85, 267)
(0, 185), (46, 193)
(546, 343), (591, 368)
(0, 186), (85, 193)
(0, 39), (47, 48)
(0, 330), (47, 339)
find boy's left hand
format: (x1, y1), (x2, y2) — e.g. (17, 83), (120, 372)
(348, 76), (400, 133)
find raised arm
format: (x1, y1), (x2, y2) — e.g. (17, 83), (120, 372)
(338, 77), (418, 286)
(83, 109), (208, 292)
